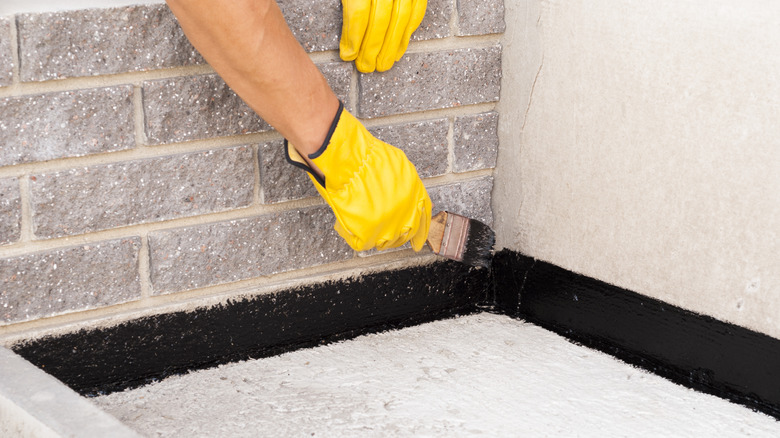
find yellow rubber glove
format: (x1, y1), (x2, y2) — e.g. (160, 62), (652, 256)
(285, 102), (432, 252)
(340, 0), (427, 73)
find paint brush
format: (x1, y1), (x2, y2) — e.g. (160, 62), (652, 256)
(427, 211), (495, 269)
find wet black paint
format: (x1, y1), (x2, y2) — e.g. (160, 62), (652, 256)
(491, 249), (780, 419)
(13, 260), (489, 396)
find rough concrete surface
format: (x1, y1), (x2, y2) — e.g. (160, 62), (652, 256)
(494, 0), (780, 338)
(93, 313), (780, 437)
(0, 347), (140, 438)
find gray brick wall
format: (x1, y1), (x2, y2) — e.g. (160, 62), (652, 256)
(30, 146), (255, 238)
(457, 0), (506, 36)
(143, 74), (272, 145)
(370, 119), (449, 179)
(17, 5), (204, 82)
(0, 17), (13, 87)
(0, 0), (503, 329)
(454, 112), (499, 172)
(357, 46), (502, 118)
(0, 86), (135, 166)
(149, 206), (352, 294)
(0, 238), (142, 324)
(414, 0), (453, 40)
(277, 0), (341, 52)
(0, 178), (21, 246)
(144, 63), (351, 145)
(429, 176), (494, 226)
(260, 140), (318, 204)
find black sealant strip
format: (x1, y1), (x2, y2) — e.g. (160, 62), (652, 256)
(13, 260), (489, 396)
(12, 248), (780, 419)
(491, 249), (780, 419)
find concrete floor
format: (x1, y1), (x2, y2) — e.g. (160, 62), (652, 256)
(93, 313), (780, 437)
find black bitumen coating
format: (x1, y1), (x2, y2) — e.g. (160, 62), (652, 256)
(491, 249), (780, 419)
(12, 250), (780, 420)
(13, 260), (489, 396)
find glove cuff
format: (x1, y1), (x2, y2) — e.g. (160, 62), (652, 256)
(283, 101), (345, 188)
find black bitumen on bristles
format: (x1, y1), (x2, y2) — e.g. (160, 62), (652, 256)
(461, 218), (495, 269)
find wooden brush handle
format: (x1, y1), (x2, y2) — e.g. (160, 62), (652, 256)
(427, 211), (448, 254)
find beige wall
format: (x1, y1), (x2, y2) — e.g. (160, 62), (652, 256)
(495, 0), (780, 338)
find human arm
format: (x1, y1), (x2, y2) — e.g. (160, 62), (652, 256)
(166, 0), (338, 158)
(165, 0), (431, 251)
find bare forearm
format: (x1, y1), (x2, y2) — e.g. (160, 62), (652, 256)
(166, 0), (339, 155)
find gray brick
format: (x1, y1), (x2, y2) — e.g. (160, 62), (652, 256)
(143, 74), (268, 145)
(144, 62), (351, 144)
(428, 176), (493, 226)
(149, 206), (352, 294)
(320, 62), (354, 104)
(0, 178), (21, 246)
(453, 112), (499, 172)
(0, 238), (142, 325)
(0, 17), (13, 87)
(17, 5), (204, 82)
(278, 0), (341, 52)
(17, 2), (373, 81)
(260, 140), (319, 204)
(413, 0), (453, 41)
(0, 86), (135, 167)
(358, 46), (502, 118)
(369, 119), (449, 178)
(30, 146), (254, 238)
(457, 0), (506, 36)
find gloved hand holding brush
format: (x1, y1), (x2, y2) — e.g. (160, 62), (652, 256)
(166, 0), (494, 266)
(286, 102), (432, 252)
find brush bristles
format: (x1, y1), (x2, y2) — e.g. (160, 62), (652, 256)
(461, 218), (495, 269)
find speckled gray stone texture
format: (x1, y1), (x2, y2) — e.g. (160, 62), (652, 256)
(358, 46), (502, 118)
(453, 112), (499, 172)
(260, 140), (319, 204)
(143, 74), (268, 145)
(412, 0), (453, 41)
(144, 63), (351, 144)
(0, 178), (21, 245)
(457, 0), (506, 36)
(0, 86), (135, 167)
(0, 238), (141, 324)
(370, 119), (449, 178)
(16, 5), (204, 82)
(277, 0), (340, 52)
(30, 146), (254, 239)
(149, 206), (352, 294)
(0, 17), (13, 87)
(429, 176), (493, 226)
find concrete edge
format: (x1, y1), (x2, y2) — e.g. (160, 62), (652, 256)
(0, 347), (140, 438)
